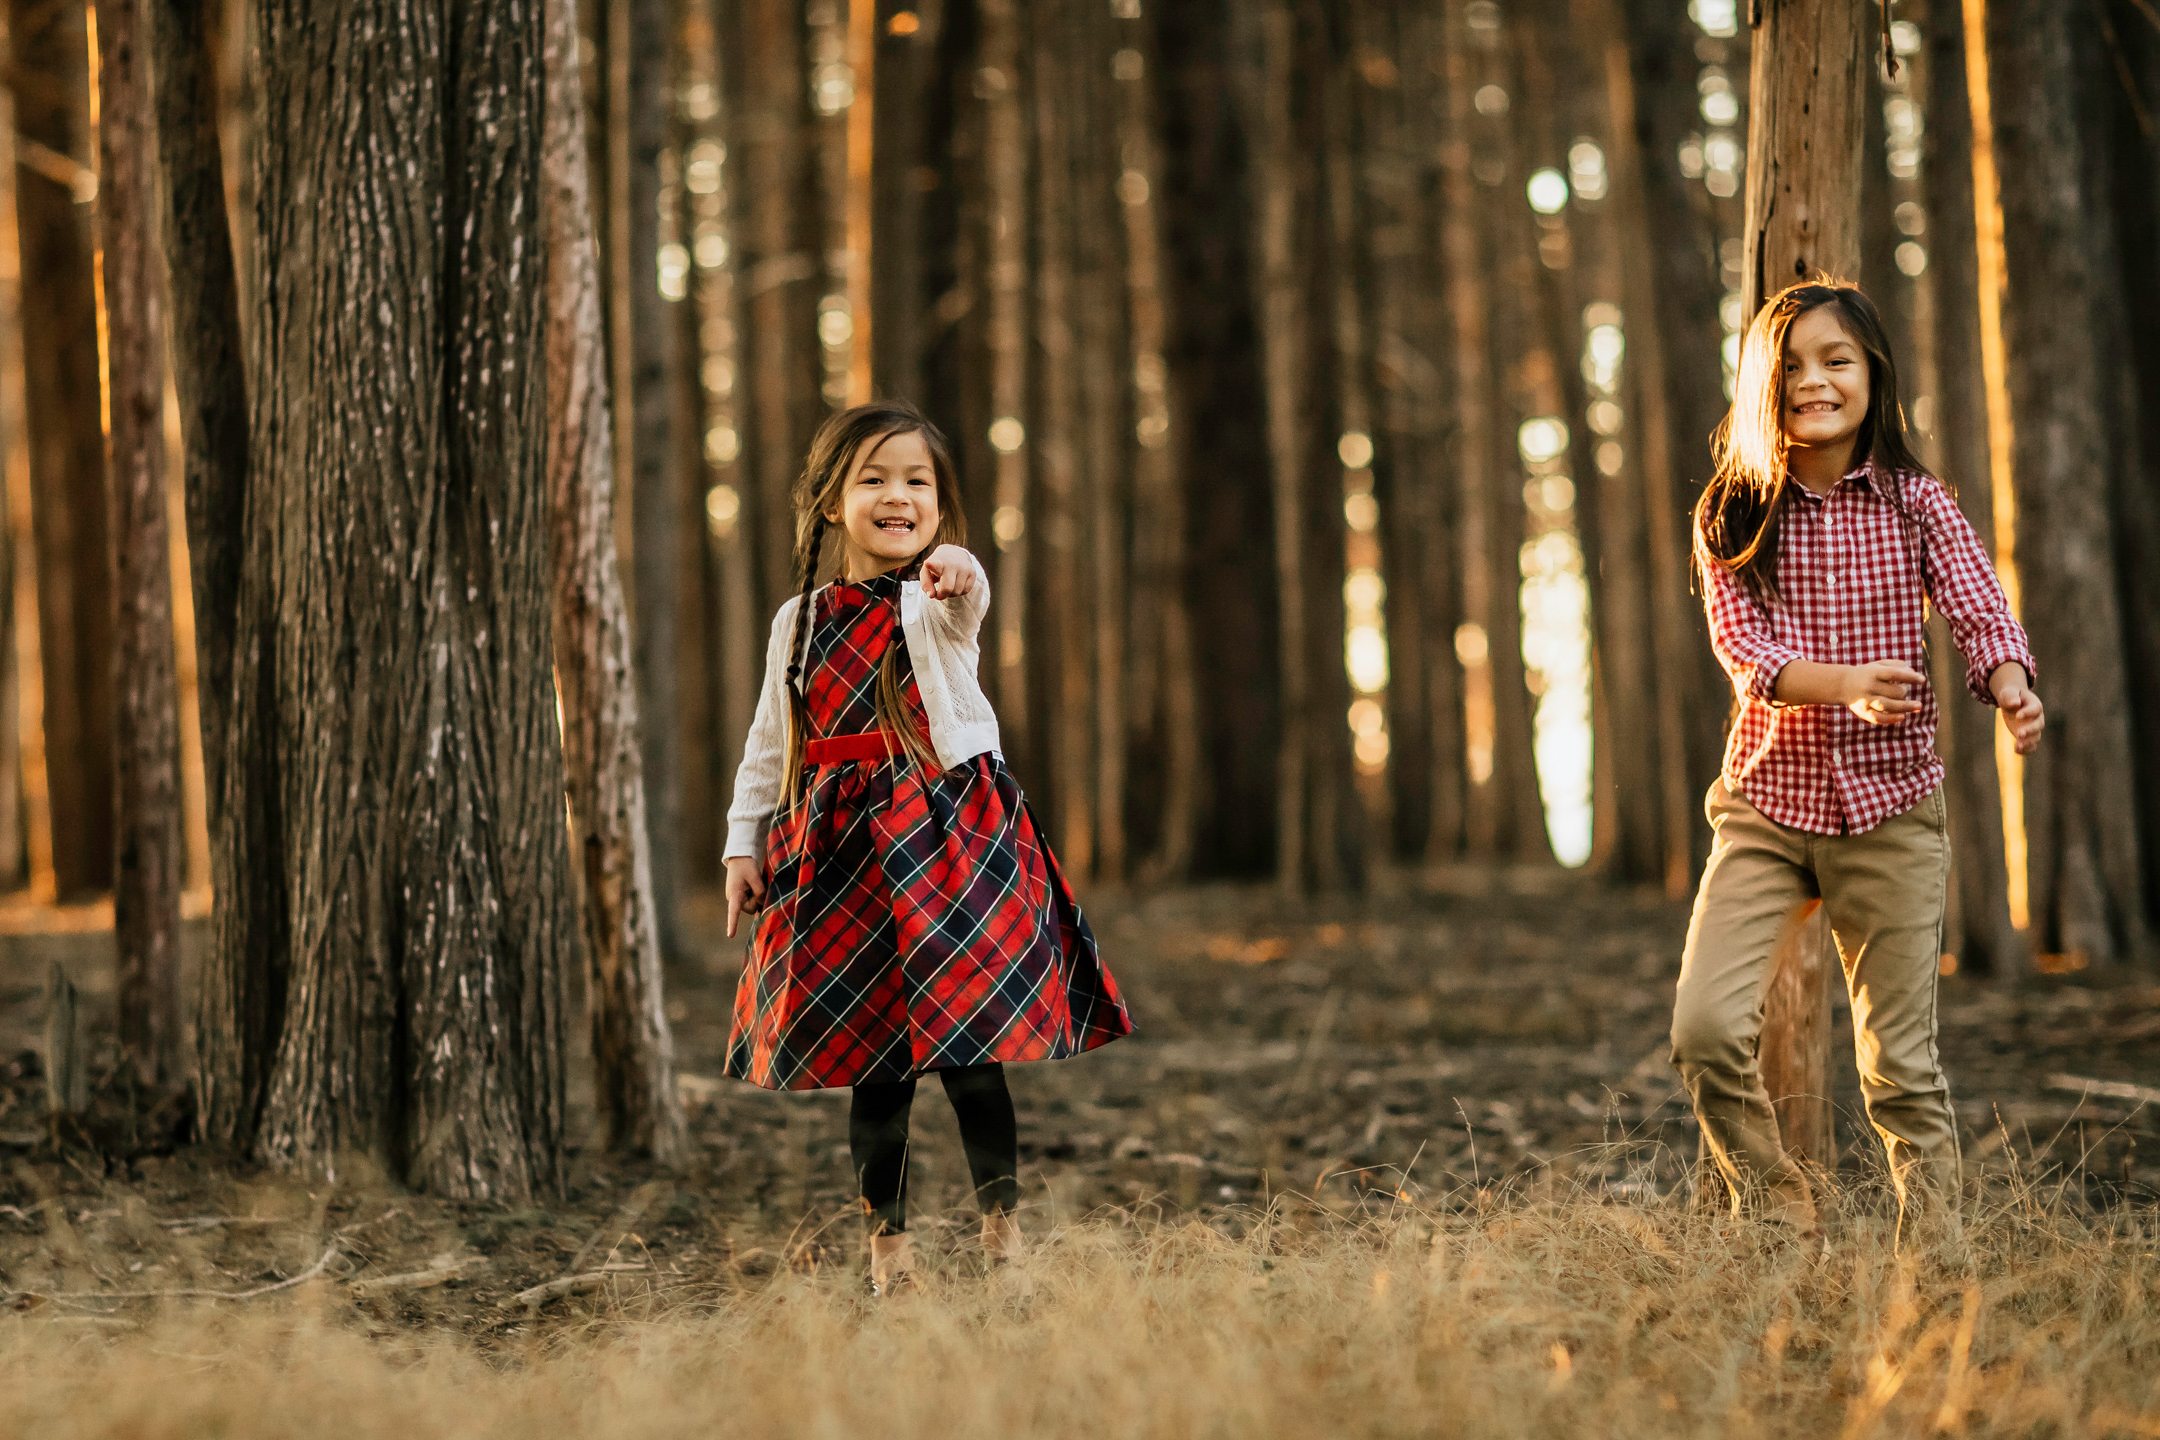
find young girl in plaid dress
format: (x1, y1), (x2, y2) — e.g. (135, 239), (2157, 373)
(722, 400), (1131, 1293)
(1673, 281), (2043, 1249)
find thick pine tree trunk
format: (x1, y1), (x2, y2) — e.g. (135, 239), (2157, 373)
(148, 0), (283, 1144)
(247, 0), (577, 1197)
(1149, 0), (1280, 878)
(1981, 0), (2148, 965)
(543, 0), (684, 1163)
(1741, 0), (1869, 1172)
(8, 0), (115, 900)
(98, 0), (184, 1088)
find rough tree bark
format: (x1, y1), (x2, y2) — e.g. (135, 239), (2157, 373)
(1741, 0), (1869, 310)
(148, 0), (283, 1143)
(247, 0), (578, 1197)
(8, 0), (114, 900)
(543, 0), (684, 1163)
(1981, 0), (2148, 965)
(1741, 0), (1870, 1173)
(98, 0), (184, 1088)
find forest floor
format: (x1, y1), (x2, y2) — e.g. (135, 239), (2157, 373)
(0, 872), (2157, 1436)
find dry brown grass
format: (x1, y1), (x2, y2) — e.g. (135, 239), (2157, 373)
(4, 1166), (2156, 1440)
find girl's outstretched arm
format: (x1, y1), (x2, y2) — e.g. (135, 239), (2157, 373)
(723, 597), (803, 863)
(918, 544), (991, 636)
(1910, 476), (2042, 751)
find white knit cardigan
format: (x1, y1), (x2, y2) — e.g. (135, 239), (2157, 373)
(724, 549), (1001, 860)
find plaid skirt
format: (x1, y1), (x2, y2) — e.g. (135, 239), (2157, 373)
(726, 576), (1131, 1090)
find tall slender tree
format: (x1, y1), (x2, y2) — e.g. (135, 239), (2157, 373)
(8, 0), (114, 901)
(543, 0), (685, 1163)
(99, 0), (185, 1088)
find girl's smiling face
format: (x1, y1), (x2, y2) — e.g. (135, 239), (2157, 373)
(1781, 305), (1872, 454)
(826, 428), (940, 580)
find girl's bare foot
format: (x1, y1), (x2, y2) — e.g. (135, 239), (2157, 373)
(982, 1212), (1032, 1296)
(867, 1230), (919, 1297)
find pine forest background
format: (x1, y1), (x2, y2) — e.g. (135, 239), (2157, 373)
(0, 0), (2154, 1195)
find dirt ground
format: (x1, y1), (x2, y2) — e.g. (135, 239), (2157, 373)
(2, 870), (2156, 1335)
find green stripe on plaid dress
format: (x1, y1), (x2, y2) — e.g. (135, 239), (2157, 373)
(727, 569), (1132, 1090)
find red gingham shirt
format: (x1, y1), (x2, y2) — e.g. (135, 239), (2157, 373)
(1698, 462), (2035, 836)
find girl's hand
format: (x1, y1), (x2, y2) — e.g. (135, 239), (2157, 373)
(1991, 664), (2045, 754)
(920, 545), (976, 600)
(1840, 660), (1927, 727)
(725, 855), (766, 938)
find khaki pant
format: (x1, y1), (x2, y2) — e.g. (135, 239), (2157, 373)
(1672, 779), (1961, 1235)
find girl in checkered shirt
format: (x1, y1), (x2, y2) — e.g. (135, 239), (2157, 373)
(1672, 280), (2042, 1248)
(721, 401), (1131, 1294)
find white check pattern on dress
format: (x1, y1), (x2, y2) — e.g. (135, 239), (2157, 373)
(1698, 461), (2034, 836)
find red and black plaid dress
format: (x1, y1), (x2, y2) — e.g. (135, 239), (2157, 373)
(726, 570), (1132, 1090)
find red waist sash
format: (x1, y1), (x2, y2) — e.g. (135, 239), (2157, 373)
(805, 728), (931, 766)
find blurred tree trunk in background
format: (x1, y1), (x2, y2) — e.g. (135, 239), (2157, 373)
(723, 0), (824, 613)
(1028, 0), (1087, 867)
(8, 0), (114, 900)
(1150, 0), (1280, 879)
(1477, 3), (1553, 863)
(612, 0), (687, 963)
(543, 0), (684, 1163)
(1982, 0), (2148, 965)
(1113, 8), (1196, 881)
(1917, 0), (2024, 976)
(245, 0), (576, 1197)
(98, 0), (185, 1089)
(1622, 0), (1737, 873)
(2094, 0), (2160, 945)
(149, 0), (281, 1142)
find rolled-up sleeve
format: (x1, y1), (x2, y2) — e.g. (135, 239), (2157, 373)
(1917, 479), (2036, 704)
(1699, 543), (1803, 704)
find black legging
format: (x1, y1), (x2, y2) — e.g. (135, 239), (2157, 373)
(849, 1063), (1018, 1234)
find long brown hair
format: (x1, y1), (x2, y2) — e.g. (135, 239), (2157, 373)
(781, 401), (966, 805)
(1695, 279), (1937, 605)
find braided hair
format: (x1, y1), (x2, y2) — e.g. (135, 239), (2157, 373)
(1696, 279), (1941, 609)
(779, 401), (967, 808)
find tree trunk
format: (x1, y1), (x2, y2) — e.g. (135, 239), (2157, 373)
(98, 0), (184, 1089)
(1918, 0), (2024, 976)
(247, 0), (577, 1197)
(1027, 0), (1087, 870)
(1741, 0), (1868, 312)
(1757, 902), (1835, 1166)
(723, 0), (823, 613)
(1149, 0), (1279, 878)
(978, 0), (1032, 790)
(543, 0), (685, 1163)
(613, 0), (685, 964)
(1544, 0), (1664, 887)
(1072, 0), (1129, 883)
(147, 0), (282, 1143)
(1623, 0), (1746, 874)
(1981, 0), (2148, 964)
(8, 0), (115, 900)
(1583, 0), (1696, 897)
(2092, 0), (2160, 944)
(1740, 0), (1868, 1176)
(1115, 11), (1196, 879)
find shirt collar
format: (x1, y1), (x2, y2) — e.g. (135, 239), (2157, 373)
(1788, 456), (1877, 502)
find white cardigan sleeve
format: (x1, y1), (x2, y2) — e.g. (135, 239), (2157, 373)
(724, 596), (805, 861)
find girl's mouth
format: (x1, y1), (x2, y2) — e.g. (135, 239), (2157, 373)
(875, 517), (915, 534)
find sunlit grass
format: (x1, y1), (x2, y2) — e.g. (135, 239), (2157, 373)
(6, 1167), (2154, 1440)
